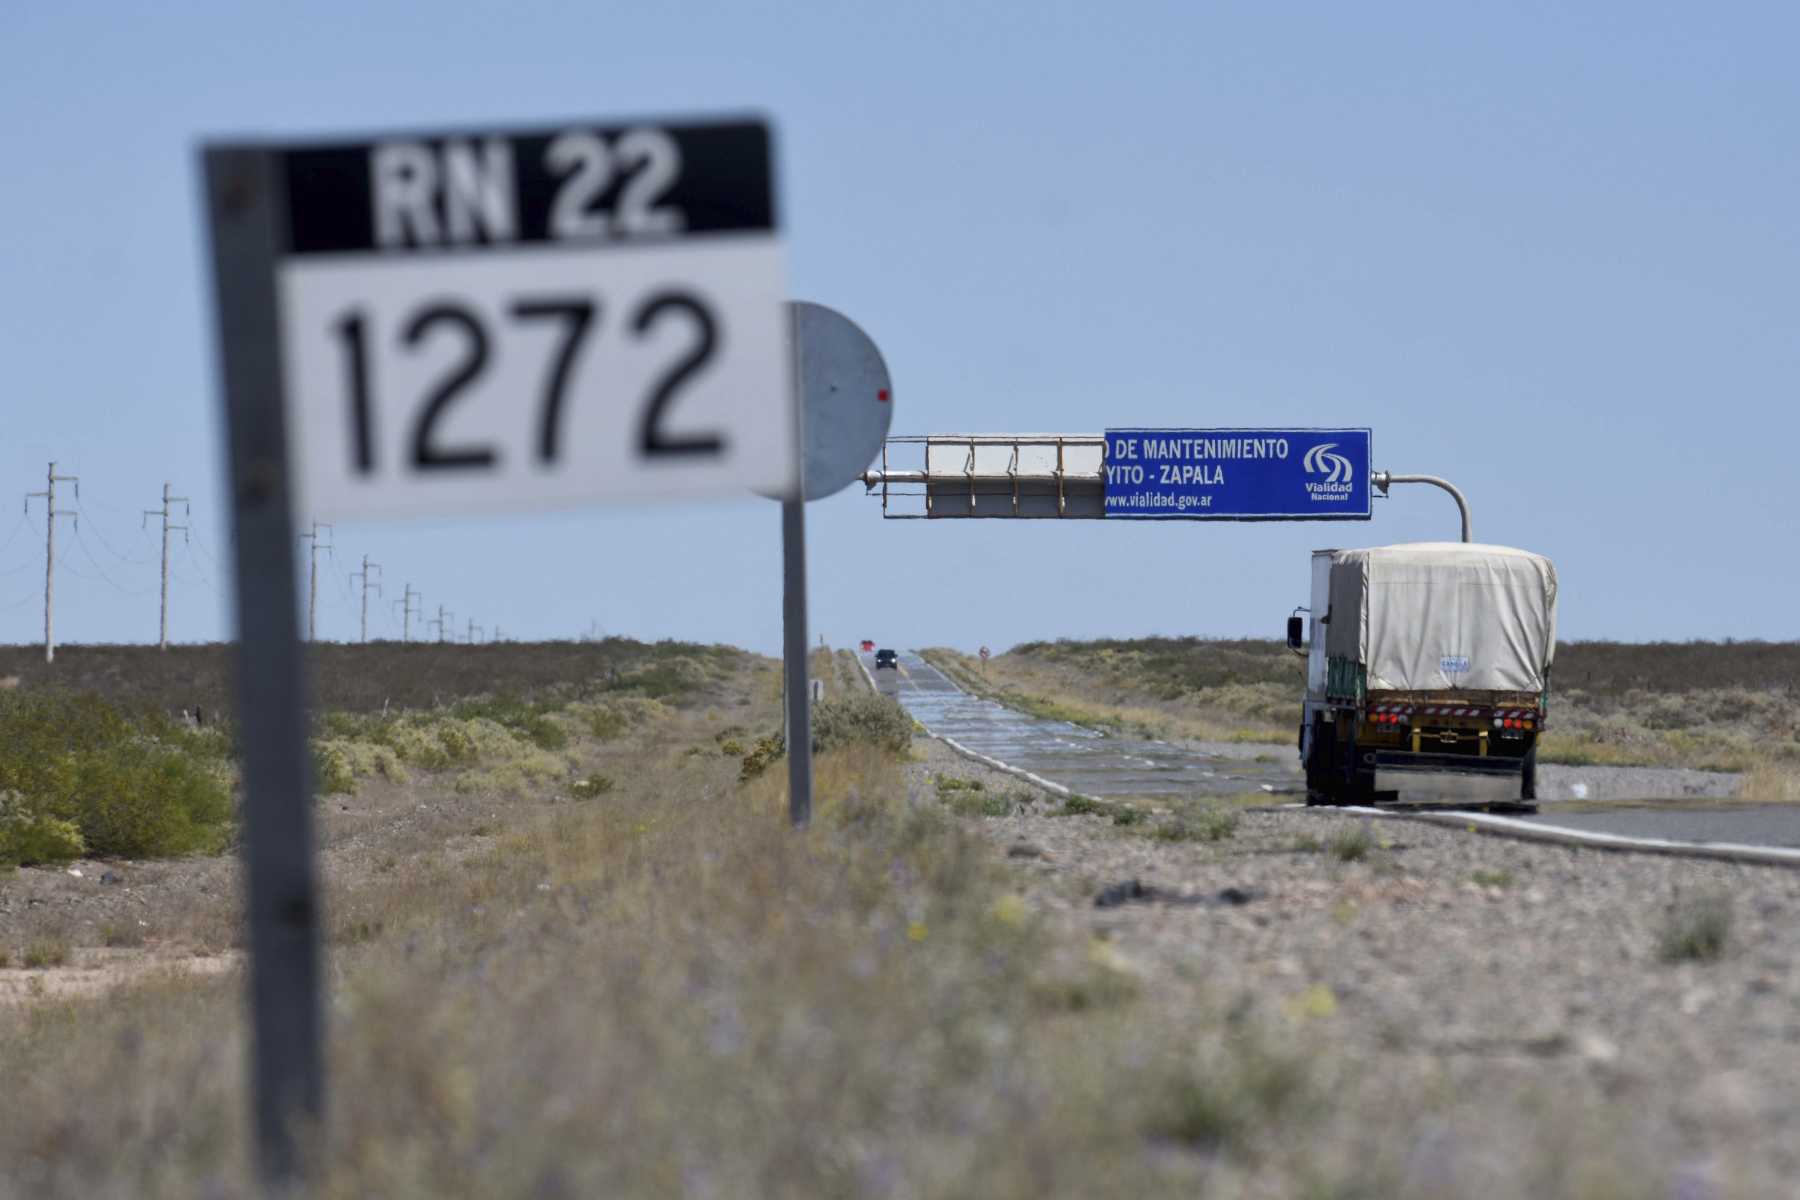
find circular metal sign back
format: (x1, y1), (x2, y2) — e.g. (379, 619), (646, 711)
(788, 300), (894, 501)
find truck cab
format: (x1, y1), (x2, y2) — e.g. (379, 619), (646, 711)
(1290, 543), (1557, 806)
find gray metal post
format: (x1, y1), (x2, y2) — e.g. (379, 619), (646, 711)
(782, 303), (812, 829)
(1372, 472), (1473, 543)
(782, 496), (811, 827)
(144, 482), (190, 649)
(201, 146), (323, 1187)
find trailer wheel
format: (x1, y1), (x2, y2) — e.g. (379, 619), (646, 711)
(1521, 746), (1538, 802)
(1304, 716), (1336, 806)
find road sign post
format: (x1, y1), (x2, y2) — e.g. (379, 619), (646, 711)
(773, 301), (894, 829)
(202, 146), (325, 1187)
(201, 115), (790, 1186)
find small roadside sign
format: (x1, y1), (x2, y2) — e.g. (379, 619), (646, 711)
(1104, 428), (1371, 520)
(268, 118), (793, 520)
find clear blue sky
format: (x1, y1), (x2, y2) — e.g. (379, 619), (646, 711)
(2, 2), (1795, 653)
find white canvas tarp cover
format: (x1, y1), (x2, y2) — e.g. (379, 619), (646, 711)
(1324, 543), (1558, 694)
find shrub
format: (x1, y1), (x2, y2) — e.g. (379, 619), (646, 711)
(811, 693), (912, 756)
(570, 697), (670, 741)
(0, 791), (86, 866)
(22, 937), (70, 968)
(739, 733), (785, 781)
(1154, 806), (1238, 842)
(1659, 894), (1731, 963)
(314, 743), (360, 796)
(571, 774), (615, 799)
(0, 691), (233, 861)
(1327, 825), (1375, 863)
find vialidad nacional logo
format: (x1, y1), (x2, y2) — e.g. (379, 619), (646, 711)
(1303, 442), (1355, 501)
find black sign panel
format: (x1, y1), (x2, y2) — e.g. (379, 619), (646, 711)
(282, 118), (775, 255)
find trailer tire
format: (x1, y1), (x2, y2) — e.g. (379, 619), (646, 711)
(1304, 716), (1336, 806)
(1521, 745), (1538, 802)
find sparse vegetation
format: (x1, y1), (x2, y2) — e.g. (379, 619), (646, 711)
(1471, 868), (1515, 889)
(1658, 894), (1732, 963)
(1153, 806), (1239, 842)
(1328, 824), (1376, 863)
(21, 936), (70, 968)
(1055, 793), (1110, 818)
(570, 774), (615, 799)
(935, 777), (1017, 818)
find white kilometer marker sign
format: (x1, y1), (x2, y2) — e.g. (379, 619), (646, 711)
(276, 119), (794, 520)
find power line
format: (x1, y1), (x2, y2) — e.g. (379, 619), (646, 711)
(71, 525), (156, 596)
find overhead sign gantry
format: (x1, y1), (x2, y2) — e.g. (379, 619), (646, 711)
(863, 429), (1469, 538)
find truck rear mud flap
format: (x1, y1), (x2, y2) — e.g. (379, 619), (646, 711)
(1372, 750), (1525, 777)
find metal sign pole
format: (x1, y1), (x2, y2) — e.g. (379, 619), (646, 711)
(783, 305), (812, 828)
(201, 145), (324, 1188)
(782, 494), (811, 827)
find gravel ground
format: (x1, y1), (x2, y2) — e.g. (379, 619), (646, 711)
(908, 734), (1800, 1195)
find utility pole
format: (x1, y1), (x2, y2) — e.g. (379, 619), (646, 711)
(394, 584), (420, 642)
(466, 619), (484, 644)
(350, 554), (382, 643)
(142, 482), (190, 650)
(299, 522), (333, 642)
(429, 605), (451, 644)
(493, 626), (505, 642)
(25, 462), (80, 664)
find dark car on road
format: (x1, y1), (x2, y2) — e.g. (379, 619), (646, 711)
(874, 649), (899, 670)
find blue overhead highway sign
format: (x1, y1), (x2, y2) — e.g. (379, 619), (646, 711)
(1104, 428), (1371, 520)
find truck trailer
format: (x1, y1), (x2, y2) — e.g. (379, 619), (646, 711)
(1288, 542), (1558, 805)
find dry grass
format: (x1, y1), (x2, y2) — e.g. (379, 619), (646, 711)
(1738, 762), (1800, 803)
(0, 658), (1270, 1196)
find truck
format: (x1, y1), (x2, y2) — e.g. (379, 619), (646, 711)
(1287, 542), (1558, 806)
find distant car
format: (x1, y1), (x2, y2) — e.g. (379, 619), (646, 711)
(874, 649), (899, 670)
(860, 639), (875, 652)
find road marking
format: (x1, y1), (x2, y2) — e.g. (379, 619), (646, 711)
(1294, 804), (1800, 868)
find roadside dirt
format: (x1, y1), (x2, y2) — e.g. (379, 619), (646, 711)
(908, 735), (1800, 1196)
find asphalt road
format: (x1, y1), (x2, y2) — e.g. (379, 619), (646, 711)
(866, 650), (1298, 799)
(865, 649), (1800, 849)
